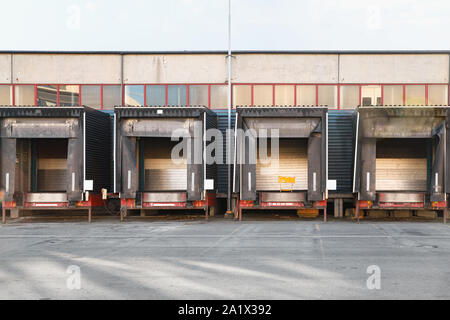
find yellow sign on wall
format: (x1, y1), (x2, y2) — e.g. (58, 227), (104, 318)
(278, 176), (295, 191)
(278, 176), (295, 184)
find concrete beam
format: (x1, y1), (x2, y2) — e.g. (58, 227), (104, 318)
(123, 54), (227, 83)
(339, 54), (449, 83)
(0, 54), (11, 83)
(12, 54), (122, 83)
(233, 54), (339, 83)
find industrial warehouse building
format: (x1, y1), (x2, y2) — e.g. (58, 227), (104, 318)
(0, 51), (449, 220)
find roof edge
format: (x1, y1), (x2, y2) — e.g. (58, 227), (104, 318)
(1, 50), (450, 55)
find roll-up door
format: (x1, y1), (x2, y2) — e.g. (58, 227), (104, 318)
(143, 138), (187, 191)
(36, 139), (68, 192)
(256, 138), (308, 191)
(375, 139), (428, 191)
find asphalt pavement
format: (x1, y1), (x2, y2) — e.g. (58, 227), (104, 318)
(0, 218), (449, 299)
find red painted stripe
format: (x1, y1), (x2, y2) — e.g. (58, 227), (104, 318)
(57, 84), (60, 106)
(143, 85), (147, 106)
(272, 84), (275, 106)
(165, 84), (168, 106)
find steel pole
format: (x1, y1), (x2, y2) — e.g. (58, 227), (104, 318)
(226, 0), (232, 214)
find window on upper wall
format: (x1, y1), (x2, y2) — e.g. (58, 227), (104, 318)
(59, 85), (79, 106)
(37, 85), (58, 106)
(210, 85), (227, 109)
(318, 85), (337, 108)
(81, 85), (101, 109)
(274, 85), (294, 106)
(296, 85), (316, 106)
(167, 85), (187, 106)
(383, 85), (403, 105)
(340, 85), (359, 109)
(189, 85), (208, 106)
(253, 85), (273, 106)
(146, 85), (165, 106)
(428, 85), (448, 105)
(405, 85), (425, 105)
(14, 85), (35, 105)
(0, 85), (12, 105)
(361, 85), (381, 106)
(233, 85), (251, 107)
(124, 85), (144, 106)
(103, 85), (121, 109)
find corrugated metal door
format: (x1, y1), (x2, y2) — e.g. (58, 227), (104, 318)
(375, 139), (428, 191)
(36, 139), (68, 192)
(328, 110), (355, 193)
(256, 139), (308, 191)
(214, 109), (236, 194)
(143, 138), (187, 191)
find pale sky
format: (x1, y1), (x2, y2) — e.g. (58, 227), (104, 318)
(1, 0), (449, 51)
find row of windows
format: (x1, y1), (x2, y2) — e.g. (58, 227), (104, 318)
(234, 84), (449, 107)
(0, 84), (229, 109)
(123, 85), (228, 108)
(0, 84), (448, 109)
(0, 84), (122, 109)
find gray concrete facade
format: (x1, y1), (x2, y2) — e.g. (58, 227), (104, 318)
(0, 51), (449, 84)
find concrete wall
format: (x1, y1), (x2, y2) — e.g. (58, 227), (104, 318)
(12, 54), (122, 83)
(0, 52), (448, 85)
(0, 54), (11, 83)
(123, 54), (227, 83)
(233, 54), (339, 83)
(339, 54), (449, 83)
